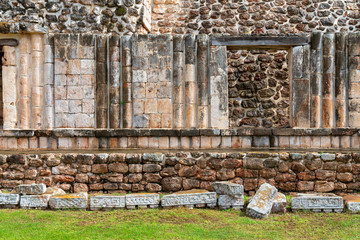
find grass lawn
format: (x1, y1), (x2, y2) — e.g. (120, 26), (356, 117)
(0, 208), (359, 240)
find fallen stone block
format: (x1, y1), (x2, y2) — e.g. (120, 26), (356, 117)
(246, 183), (278, 219)
(161, 190), (217, 209)
(271, 192), (287, 213)
(291, 193), (343, 213)
(90, 195), (126, 210)
(15, 183), (46, 195)
(126, 193), (160, 209)
(218, 195), (244, 210)
(342, 195), (360, 213)
(20, 195), (51, 209)
(45, 187), (66, 196)
(212, 182), (244, 198)
(0, 193), (20, 208)
(49, 192), (88, 210)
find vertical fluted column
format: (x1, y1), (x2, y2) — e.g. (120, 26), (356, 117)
(19, 35), (31, 129)
(44, 35), (55, 129)
(322, 33), (335, 128)
(2, 46), (17, 129)
(335, 32), (347, 128)
(173, 35), (185, 128)
(96, 36), (108, 128)
(184, 35), (196, 128)
(196, 35), (209, 128)
(31, 34), (44, 129)
(109, 35), (121, 128)
(348, 33), (360, 127)
(310, 32), (322, 128)
(121, 36), (132, 128)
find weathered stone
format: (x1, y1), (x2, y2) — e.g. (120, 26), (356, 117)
(218, 194), (244, 210)
(90, 195), (125, 210)
(0, 194), (20, 208)
(44, 187), (66, 196)
(271, 192), (287, 213)
(291, 193), (343, 213)
(15, 183), (46, 195)
(343, 195), (360, 213)
(246, 183), (278, 219)
(161, 190), (216, 208)
(20, 195), (51, 209)
(212, 181), (244, 198)
(49, 192), (88, 210)
(125, 193), (160, 209)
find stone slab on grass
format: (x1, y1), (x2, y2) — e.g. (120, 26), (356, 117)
(218, 194), (244, 210)
(271, 192), (287, 213)
(342, 194), (360, 213)
(15, 183), (47, 195)
(49, 192), (88, 210)
(291, 193), (343, 213)
(0, 194), (20, 208)
(161, 190), (217, 208)
(212, 182), (244, 198)
(90, 196), (126, 210)
(246, 183), (278, 219)
(125, 193), (160, 209)
(20, 195), (51, 209)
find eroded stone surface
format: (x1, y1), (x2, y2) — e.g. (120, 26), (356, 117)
(125, 193), (160, 208)
(90, 195), (125, 210)
(15, 184), (47, 195)
(49, 192), (88, 210)
(218, 194), (244, 210)
(246, 183), (278, 219)
(0, 194), (20, 208)
(271, 192), (287, 213)
(342, 195), (360, 213)
(291, 193), (343, 212)
(45, 187), (66, 196)
(20, 195), (51, 209)
(161, 190), (217, 208)
(212, 182), (244, 198)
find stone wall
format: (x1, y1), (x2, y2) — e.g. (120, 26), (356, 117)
(1, 151), (359, 194)
(228, 49), (290, 128)
(152, 0), (360, 35)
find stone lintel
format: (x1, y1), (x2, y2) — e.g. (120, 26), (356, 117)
(212, 36), (310, 47)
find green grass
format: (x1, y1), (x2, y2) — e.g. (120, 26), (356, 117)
(0, 209), (359, 240)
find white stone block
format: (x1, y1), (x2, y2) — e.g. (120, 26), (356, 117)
(246, 183), (278, 219)
(271, 192), (287, 213)
(49, 192), (88, 210)
(291, 193), (343, 212)
(218, 195), (244, 210)
(125, 193), (160, 209)
(212, 182), (244, 198)
(90, 196), (126, 210)
(15, 183), (47, 195)
(341, 195), (359, 213)
(0, 194), (20, 208)
(20, 195), (51, 209)
(161, 190), (217, 208)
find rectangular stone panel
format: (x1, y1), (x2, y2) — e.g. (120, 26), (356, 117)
(161, 190), (217, 208)
(246, 183), (277, 219)
(291, 193), (343, 212)
(218, 195), (244, 210)
(342, 195), (360, 213)
(125, 193), (160, 209)
(15, 183), (47, 195)
(20, 195), (51, 209)
(90, 195), (125, 210)
(0, 194), (20, 208)
(49, 192), (88, 210)
(212, 182), (244, 198)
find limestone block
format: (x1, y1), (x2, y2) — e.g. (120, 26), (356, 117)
(218, 195), (244, 210)
(20, 195), (51, 209)
(291, 193), (343, 213)
(44, 187), (66, 196)
(90, 196), (126, 210)
(246, 183), (278, 219)
(271, 192), (287, 213)
(0, 194), (20, 208)
(161, 190), (217, 208)
(15, 183), (47, 195)
(49, 192), (88, 210)
(212, 181), (244, 198)
(125, 193), (160, 209)
(342, 195), (360, 213)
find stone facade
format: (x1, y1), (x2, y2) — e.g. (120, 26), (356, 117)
(1, 151), (360, 194)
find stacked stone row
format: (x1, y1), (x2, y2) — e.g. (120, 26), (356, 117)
(1, 152), (360, 194)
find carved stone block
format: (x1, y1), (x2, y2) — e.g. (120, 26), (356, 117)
(212, 182), (244, 198)
(161, 190), (217, 208)
(291, 193), (343, 212)
(246, 183), (278, 219)
(125, 193), (160, 209)
(49, 192), (88, 210)
(271, 192), (287, 213)
(0, 194), (20, 208)
(15, 183), (47, 195)
(90, 196), (126, 210)
(20, 195), (51, 209)
(343, 195), (360, 213)
(218, 195), (244, 210)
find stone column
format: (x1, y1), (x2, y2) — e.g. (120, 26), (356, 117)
(209, 45), (229, 129)
(121, 36), (132, 128)
(19, 35), (31, 129)
(197, 35), (209, 128)
(2, 46), (17, 129)
(109, 35), (121, 129)
(348, 33), (360, 127)
(322, 33), (335, 128)
(335, 33), (347, 128)
(185, 35), (197, 128)
(310, 32), (322, 128)
(31, 34), (44, 129)
(173, 35), (185, 128)
(44, 35), (55, 129)
(292, 45), (310, 128)
(96, 36), (108, 128)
